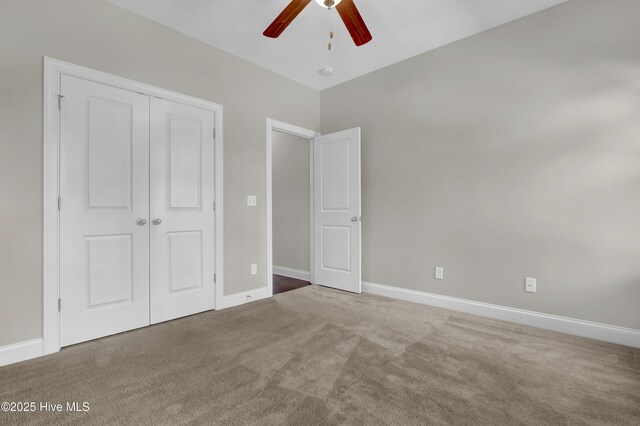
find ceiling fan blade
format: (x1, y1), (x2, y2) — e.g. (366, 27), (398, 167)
(336, 0), (372, 46)
(264, 0), (312, 38)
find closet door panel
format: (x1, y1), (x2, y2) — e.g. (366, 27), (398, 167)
(150, 98), (216, 324)
(59, 75), (150, 346)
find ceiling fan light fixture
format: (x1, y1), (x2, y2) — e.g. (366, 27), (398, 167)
(315, 0), (343, 9)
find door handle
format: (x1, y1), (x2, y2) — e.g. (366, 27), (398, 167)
(152, 218), (162, 225)
(351, 216), (358, 222)
(137, 218), (147, 226)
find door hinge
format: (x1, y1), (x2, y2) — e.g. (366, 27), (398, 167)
(213, 201), (216, 211)
(57, 94), (65, 110)
(213, 128), (216, 139)
(57, 197), (61, 211)
(58, 298), (62, 312)
(214, 273), (217, 283)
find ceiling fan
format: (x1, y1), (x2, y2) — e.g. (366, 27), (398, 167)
(263, 0), (372, 47)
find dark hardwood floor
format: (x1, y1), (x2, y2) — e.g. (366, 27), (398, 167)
(273, 274), (310, 294)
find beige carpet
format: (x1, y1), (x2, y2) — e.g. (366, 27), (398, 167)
(1, 285), (639, 425)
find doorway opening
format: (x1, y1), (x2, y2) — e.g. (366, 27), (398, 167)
(266, 119), (318, 295)
(272, 130), (313, 294)
(266, 119), (363, 297)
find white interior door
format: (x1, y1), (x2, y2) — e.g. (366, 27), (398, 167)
(149, 98), (216, 324)
(59, 75), (150, 346)
(313, 128), (361, 293)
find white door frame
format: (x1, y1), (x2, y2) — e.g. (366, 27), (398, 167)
(266, 119), (319, 296)
(43, 57), (224, 355)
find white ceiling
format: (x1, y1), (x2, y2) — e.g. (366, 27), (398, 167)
(106, 0), (567, 90)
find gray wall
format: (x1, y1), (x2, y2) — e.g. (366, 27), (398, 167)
(0, 0), (319, 346)
(272, 132), (311, 272)
(321, 0), (640, 329)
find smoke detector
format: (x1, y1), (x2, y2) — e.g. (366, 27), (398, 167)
(319, 67), (334, 77)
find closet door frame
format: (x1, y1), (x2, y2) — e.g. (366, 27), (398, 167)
(43, 57), (224, 356)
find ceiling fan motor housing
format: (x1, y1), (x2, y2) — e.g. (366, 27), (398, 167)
(316, 0), (343, 9)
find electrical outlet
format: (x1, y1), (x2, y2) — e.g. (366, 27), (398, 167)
(247, 195), (257, 206)
(525, 277), (537, 293)
(435, 267), (444, 280)
(251, 264), (258, 275)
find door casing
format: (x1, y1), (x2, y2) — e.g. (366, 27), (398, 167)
(43, 57), (224, 355)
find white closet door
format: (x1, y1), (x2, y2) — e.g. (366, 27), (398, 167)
(313, 128), (362, 293)
(59, 75), (150, 347)
(149, 98), (216, 324)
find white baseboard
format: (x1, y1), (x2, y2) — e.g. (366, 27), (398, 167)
(217, 287), (271, 310)
(273, 266), (310, 281)
(363, 282), (640, 349)
(0, 338), (44, 367)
